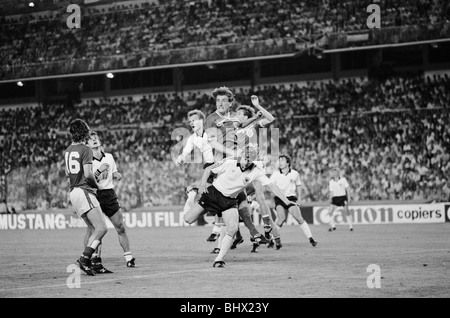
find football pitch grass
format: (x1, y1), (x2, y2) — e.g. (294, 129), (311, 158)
(0, 222), (449, 298)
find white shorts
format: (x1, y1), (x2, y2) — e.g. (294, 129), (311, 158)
(70, 188), (100, 217)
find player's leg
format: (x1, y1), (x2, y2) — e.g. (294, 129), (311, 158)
(82, 217), (110, 273)
(183, 202), (206, 224)
(71, 188), (106, 276)
(213, 208), (239, 267)
(254, 181), (281, 247)
(287, 204), (317, 247)
(344, 200), (353, 231)
(328, 204), (337, 231)
(109, 208), (136, 266)
(207, 215), (222, 242)
(211, 223), (226, 254)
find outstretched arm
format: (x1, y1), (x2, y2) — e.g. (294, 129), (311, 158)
(251, 95), (275, 126)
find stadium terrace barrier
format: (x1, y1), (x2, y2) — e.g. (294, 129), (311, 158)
(0, 38), (310, 81)
(325, 22), (450, 50)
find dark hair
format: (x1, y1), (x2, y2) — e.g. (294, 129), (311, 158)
(69, 119), (90, 143)
(236, 105), (255, 118)
(279, 154), (292, 167)
(211, 86), (235, 103)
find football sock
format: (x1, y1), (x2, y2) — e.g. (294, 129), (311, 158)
(217, 224), (226, 248)
(82, 247), (95, 260)
(300, 222), (313, 239)
(215, 233), (233, 262)
(124, 252), (134, 262)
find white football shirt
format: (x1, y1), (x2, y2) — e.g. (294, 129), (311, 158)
(211, 158), (271, 198)
(92, 152), (118, 190)
(329, 177), (349, 197)
(269, 169), (302, 197)
(181, 131), (214, 163)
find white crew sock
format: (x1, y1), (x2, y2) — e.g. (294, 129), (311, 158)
(300, 222), (312, 239)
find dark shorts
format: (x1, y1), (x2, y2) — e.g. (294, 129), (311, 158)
(97, 189), (120, 217)
(331, 195), (348, 207)
(236, 190), (248, 206)
(198, 185), (238, 217)
(204, 162), (216, 184)
(274, 196), (298, 210)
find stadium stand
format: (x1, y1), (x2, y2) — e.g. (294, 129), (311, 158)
(1, 0), (449, 79)
(1, 73), (449, 211)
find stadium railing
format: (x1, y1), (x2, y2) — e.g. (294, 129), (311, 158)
(325, 22), (450, 50)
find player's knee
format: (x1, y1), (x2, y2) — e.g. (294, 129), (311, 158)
(183, 213), (196, 224)
(115, 223), (126, 235)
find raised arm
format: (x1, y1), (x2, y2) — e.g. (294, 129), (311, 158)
(251, 95), (275, 126)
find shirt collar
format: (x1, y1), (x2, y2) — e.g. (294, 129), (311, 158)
(279, 168), (291, 175)
(237, 160), (255, 172)
(93, 150), (106, 162)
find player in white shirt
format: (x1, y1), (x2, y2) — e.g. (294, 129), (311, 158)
(328, 167), (353, 231)
(183, 146), (296, 268)
(176, 110), (215, 229)
(86, 131), (136, 271)
(269, 155), (318, 248)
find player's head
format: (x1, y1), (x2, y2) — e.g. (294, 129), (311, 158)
(69, 119), (90, 143)
(236, 105), (255, 122)
(331, 167), (340, 178)
(279, 154), (291, 170)
(87, 131), (101, 149)
(240, 145), (259, 169)
(212, 86), (234, 115)
(187, 110), (205, 133)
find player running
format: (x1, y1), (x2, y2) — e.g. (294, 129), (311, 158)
(183, 146), (296, 267)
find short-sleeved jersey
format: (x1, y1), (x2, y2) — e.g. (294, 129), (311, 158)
(211, 158), (271, 198)
(329, 177), (349, 197)
(205, 111), (239, 156)
(235, 120), (265, 152)
(92, 152), (118, 190)
(64, 143), (96, 194)
(181, 131), (214, 164)
(269, 168), (302, 197)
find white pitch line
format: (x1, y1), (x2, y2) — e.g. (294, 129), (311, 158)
(0, 264), (249, 292)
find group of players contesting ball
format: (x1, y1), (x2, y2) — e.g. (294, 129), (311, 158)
(64, 86), (353, 274)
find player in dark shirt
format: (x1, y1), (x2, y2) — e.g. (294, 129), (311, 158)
(64, 119), (109, 276)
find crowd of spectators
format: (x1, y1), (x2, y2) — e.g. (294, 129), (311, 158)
(1, 73), (449, 211)
(1, 0), (450, 79)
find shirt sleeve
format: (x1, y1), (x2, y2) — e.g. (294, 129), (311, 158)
(343, 177), (350, 189)
(181, 135), (194, 158)
(211, 159), (231, 175)
(295, 171), (302, 186)
(81, 146), (93, 165)
(254, 168), (271, 186)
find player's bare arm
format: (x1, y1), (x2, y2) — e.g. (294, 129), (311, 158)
(265, 182), (297, 206)
(237, 111), (263, 128)
(84, 163), (99, 189)
(94, 163), (110, 181)
(113, 171), (122, 181)
(251, 95), (275, 126)
(199, 165), (215, 194)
